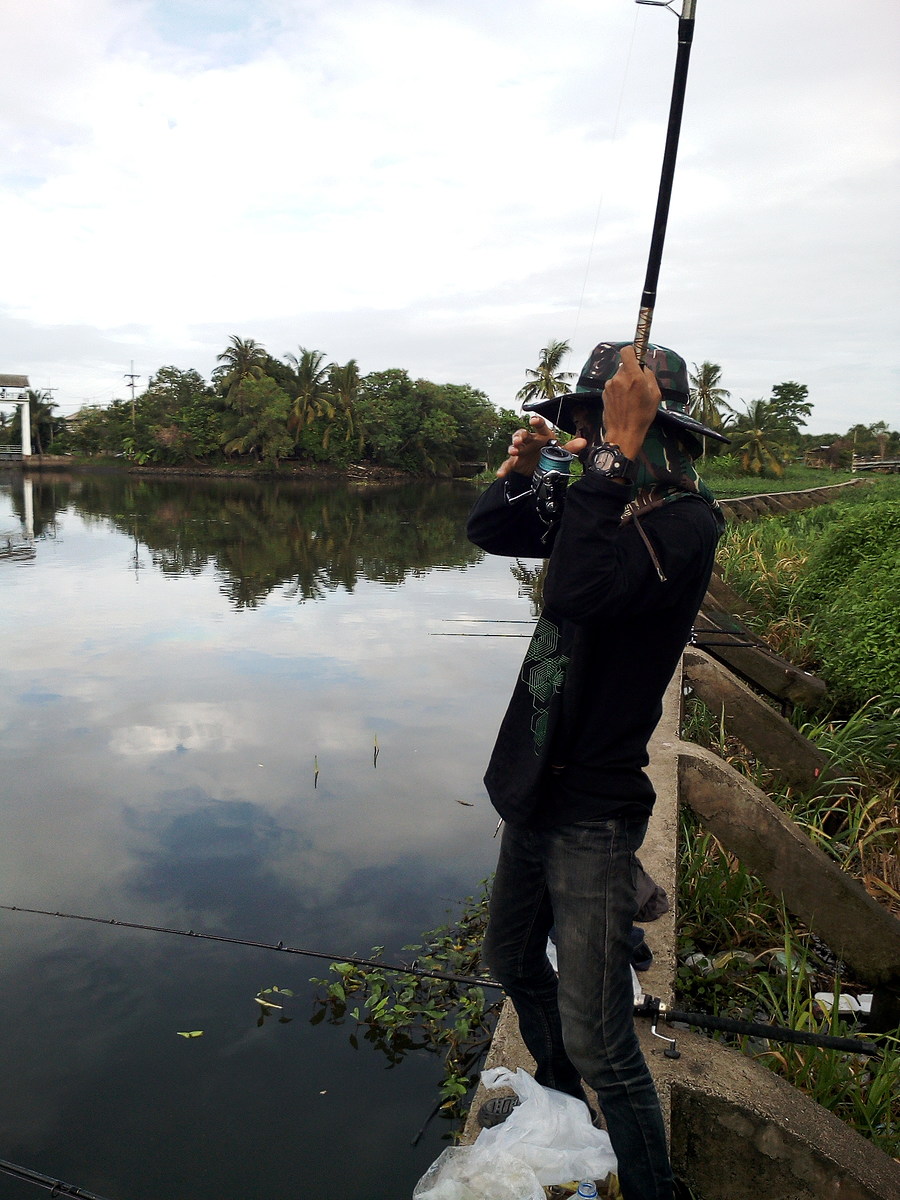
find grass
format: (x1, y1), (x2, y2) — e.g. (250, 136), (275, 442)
(711, 476), (900, 701)
(676, 843), (900, 1158)
(702, 459), (857, 496)
(684, 689), (900, 899)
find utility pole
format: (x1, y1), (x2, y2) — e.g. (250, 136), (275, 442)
(124, 362), (140, 427)
(43, 387), (59, 448)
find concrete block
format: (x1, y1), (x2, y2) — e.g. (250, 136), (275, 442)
(678, 744), (900, 989)
(683, 647), (834, 789)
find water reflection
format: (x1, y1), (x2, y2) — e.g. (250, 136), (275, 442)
(0, 470), (535, 1200)
(15, 472), (482, 604)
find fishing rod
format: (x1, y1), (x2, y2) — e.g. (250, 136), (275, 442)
(0, 1157), (115, 1199)
(1, 904), (881, 1057)
(633, 0), (698, 363)
(0, 903), (497, 991)
(637, 994), (882, 1060)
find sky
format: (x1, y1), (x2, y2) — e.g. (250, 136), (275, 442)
(0, 0), (897, 436)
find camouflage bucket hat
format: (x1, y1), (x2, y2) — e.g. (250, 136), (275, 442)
(522, 340), (730, 456)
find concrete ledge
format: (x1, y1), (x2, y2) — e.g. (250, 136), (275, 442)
(679, 744), (900, 989)
(692, 609), (827, 708)
(683, 647), (834, 789)
(661, 1027), (900, 1200)
(718, 481), (862, 523)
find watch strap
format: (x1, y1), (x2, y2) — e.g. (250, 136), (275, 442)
(586, 442), (638, 484)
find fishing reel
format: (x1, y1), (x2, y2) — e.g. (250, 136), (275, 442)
(532, 441), (576, 530)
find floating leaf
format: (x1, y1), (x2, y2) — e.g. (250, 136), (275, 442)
(177, 1030), (204, 1038)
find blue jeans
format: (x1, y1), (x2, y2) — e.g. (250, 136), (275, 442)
(483, 818), (674, 1200)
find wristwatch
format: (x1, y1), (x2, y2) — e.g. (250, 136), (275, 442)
(586, 442), (638, 484)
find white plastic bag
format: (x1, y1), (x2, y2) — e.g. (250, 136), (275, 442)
(413, 1067), (617, 1200)
(413, 1146), (544, 1200)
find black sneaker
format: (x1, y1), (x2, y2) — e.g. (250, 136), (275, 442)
(476, 1094), (520, 1128)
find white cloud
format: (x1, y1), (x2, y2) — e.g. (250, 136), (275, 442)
(0, 0), (898, 433)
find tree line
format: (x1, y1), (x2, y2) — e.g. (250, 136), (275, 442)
(4, 337), (519, 475)
(3, 337), (897, 477)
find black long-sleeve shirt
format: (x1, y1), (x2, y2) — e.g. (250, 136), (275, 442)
(467, 472), (721, 826)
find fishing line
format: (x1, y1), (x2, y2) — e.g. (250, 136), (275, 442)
(431, 632), (533, 638)
(0, 904), (881, 1057)
(570, 5), (642, 348)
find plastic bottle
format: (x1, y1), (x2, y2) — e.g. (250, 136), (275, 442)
(576, 1183), (599, 1199)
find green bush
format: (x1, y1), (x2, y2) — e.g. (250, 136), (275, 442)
(809, 546), (900, 708)
(797, 500), (900, 610)
(782, 500), (900, 707)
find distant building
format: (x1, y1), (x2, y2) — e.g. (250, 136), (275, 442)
(804, 441), (851, 471)
(0, 374), (30, 392)
(0, 375), (32, 457)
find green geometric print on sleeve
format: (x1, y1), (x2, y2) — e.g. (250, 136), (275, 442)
(521, 615), (569, 755)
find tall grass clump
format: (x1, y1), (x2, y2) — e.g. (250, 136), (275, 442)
(683, 691), (900, 908)
(793, 500), (900, 708)
(715, 488), (900, 709)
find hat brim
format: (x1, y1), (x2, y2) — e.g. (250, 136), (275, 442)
(522, 391), (730, 445)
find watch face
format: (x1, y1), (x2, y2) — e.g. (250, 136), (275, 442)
(593, 449), (617, 472)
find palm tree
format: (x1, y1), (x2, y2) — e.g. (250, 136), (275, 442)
(327, 359), (363, 450)
(220, 376), (292, 465)
(516, 339), (574, 405)
(215, 336), (267, 412)
(285, 347), (334, 434)
(26, 389), (61, 454)
(689, 361), (730, 456)
(727, 399), (787, 477)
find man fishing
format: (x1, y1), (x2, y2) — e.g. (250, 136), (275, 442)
(467, 340), (725, 1200)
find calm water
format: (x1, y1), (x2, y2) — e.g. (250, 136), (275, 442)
(0, 470), (539, 1200)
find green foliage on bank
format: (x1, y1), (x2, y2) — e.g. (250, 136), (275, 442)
(716, 480), (900, 710)
(55, 354), (520, 477)
(678, 699), (900, 1157)
(794, 501), (900, 708)
(310, 883), (500, 1123)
